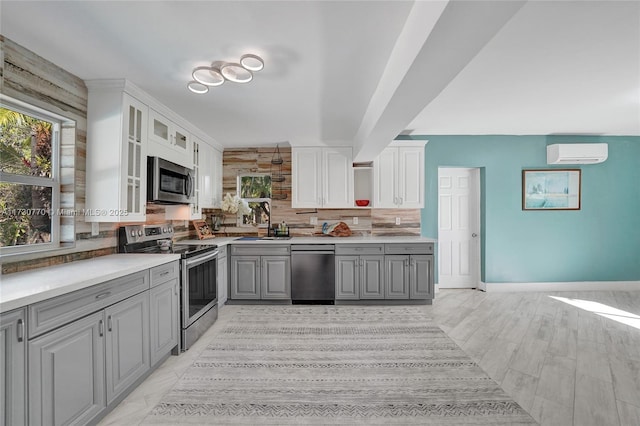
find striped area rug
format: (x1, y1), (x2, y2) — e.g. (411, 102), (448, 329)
(143, 306), (537, 425)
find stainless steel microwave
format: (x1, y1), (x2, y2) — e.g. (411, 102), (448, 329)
(147, 157), (194, 204)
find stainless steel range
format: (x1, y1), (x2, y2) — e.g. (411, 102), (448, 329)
(118, 224), (218, 351)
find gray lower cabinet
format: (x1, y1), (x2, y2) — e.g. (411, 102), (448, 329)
(1, 308), (26, 426)
(28, 311), (106, 426)
(335, 245), (385, 300)
(230, 245), (291, 300)
(261, 256), (291, 299)
(385, 256), (410, 299)
(360, 256), (385, 299)
(217, 245), (228, 306)
(25, 262), (180, 426)
(105, 292), (150, 404)
(150, 279), (179, 366)
(410, 255), (434, 299)
(384, 244), (434, 300)
(230, 256), (261, 299)
(29, 292), (151, 425)
(335, 256), (359, 299)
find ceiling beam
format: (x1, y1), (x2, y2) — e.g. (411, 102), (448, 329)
(353, 0), (527, 162)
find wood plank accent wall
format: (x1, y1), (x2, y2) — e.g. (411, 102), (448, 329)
(1, 36), (122, 274)
(201, 146), (421, 237)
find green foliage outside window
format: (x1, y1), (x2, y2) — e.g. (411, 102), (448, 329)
(238, 174), (271, 227)
(0, 107), (54, 247)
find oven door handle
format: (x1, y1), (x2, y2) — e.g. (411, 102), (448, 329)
(185, 250), (219, 267)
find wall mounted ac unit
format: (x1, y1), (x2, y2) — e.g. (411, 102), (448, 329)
(546, 143), (608, 164)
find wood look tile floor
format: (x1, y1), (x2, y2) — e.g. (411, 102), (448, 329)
(99, 290), (640, 426)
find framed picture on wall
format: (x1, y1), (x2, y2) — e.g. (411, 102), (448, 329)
(522, 169), (581, 210)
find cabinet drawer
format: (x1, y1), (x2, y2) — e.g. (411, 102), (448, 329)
(384, 243), (434, 255)
(28, 270), (149, 338)
(230, 244), (291, 256)
(150, 261), (179, 288)
(335, 244), (384, 255)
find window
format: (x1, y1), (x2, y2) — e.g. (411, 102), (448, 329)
(0, 100), (61, 254)
(237, 174), (271, 227)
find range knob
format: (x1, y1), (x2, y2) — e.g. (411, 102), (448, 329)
(138, 230), (143, 236)
(162, 227), (168, 233)
(168, 226), (173, 233)
(130, 230), (136, 237)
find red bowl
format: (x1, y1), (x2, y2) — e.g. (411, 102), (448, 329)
(355, 199), (370, 207)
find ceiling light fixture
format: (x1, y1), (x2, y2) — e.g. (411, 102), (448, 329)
(220, 63), (253, 83)
(240, 54), (264, 72)
(188, 53), (264, 94)
(187, 81), (209, 94)
(192, 66), (225, 86)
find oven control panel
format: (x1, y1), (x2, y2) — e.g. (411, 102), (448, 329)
(121, 224), (174, 244)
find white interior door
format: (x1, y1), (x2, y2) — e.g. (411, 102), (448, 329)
(438, 168), (480, 288)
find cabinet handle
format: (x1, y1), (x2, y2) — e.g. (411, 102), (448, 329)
(107, 315), (112, 332)
(99, 319), (104, 337)
(411, 258), (415, 266)
(17, 318), (24, 342)
(399, 197), (403, 205)
(159, 271), (170, 277)
(95, 291), (111, 300)
(404, 259), (409, 267)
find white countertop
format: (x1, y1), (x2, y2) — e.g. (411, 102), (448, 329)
(1, 236), (435, 313)
(177, 235), (436, 246)
(0, 254), (180, 313)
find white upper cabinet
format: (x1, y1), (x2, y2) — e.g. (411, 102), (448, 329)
(211, 147), (223, 208)
(189, 137), (202, 219)
(196, 142), (223, 209)
(373, 142), (425, 209)
(397, 145), (424, 208)
(292, 147), (353, 208)
(86, 83), (148, 222)
(148, 109), (191, 169)
(86, 79), (222, 222)
(292, 148), (322, 208)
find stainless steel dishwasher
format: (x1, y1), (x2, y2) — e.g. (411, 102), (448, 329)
(291, 244), (335, 303)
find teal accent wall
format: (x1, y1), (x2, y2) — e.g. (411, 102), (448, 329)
(406, 135), (640, 283)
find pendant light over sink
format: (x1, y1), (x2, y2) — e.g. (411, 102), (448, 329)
(187, 54), (264, 94)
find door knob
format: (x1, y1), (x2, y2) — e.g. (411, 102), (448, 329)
(472, 233), (478, 238)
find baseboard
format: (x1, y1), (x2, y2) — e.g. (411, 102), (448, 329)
(435, 283), (483, 291)
(480, 280), (640, 292)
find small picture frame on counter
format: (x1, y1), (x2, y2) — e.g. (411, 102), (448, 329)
(193, 220), (215, 239)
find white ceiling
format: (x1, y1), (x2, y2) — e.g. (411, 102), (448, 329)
(2, 1), (638, 161)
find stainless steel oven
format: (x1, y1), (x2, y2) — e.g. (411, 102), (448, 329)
(118, 224), (218, 352)
(179, 246), (218, 351)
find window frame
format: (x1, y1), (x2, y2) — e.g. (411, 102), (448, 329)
(236, 173), (271, 228)
(0, 96), (64, 256)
